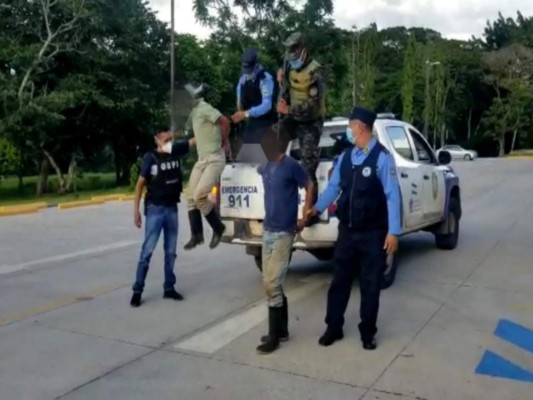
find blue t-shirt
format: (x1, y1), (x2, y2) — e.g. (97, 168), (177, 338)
(259, 156), (309, 233)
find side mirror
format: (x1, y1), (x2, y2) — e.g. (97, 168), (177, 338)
(438, 150), (451, 165)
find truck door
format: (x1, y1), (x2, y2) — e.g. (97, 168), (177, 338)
(407, 128), (446, 223)
(383, 126), (423, 230)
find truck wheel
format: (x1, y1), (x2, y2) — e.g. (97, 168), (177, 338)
(254, 255), (262, 272)
(253, 252), (293, 273)
(381, 251), (399, 290)
(308, 248), (334, 261)
(435, 197), (460, 250)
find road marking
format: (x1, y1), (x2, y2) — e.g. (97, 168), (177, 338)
(476, 350), (533, 383)
(495, 319), (533, 354)
(174, 276), (328, 354)
(0, 240), (139, 275)
(0, 283), (127, 327)
(476, 319), (533, 383)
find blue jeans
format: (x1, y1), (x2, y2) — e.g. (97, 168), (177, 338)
(132, 203), (178, 293)
(262, 231), (295, 307)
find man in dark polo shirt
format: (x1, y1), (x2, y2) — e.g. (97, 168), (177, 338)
(255, 129), (314, 354)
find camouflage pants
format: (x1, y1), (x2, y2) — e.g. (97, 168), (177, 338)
(288, 119), (322, 201)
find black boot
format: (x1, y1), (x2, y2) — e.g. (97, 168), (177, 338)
(261, 296), (289, 343)
(318, 328), (344, 347)
(204, 209), (226, 249)
(257, 307), (282, 354)
(130, 292), (142, 307)
(184, 209), (204, 250)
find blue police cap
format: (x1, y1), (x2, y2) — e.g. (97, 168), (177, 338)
(349, 106), (377, 128)
(242, 48), (258, 74)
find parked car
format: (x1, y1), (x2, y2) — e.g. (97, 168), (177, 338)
(436, 145), (477, 161)
(212, 115), (461, 289)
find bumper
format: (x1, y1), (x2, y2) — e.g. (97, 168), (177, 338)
(221, 219), (336, 249)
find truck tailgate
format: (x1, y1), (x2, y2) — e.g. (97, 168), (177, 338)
(219, 163), (265, 219)
(219, 161), (333, 222)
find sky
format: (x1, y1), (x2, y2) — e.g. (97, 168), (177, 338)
(148, 0), (532, 41)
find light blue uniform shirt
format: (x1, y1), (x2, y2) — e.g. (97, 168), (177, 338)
(236, 70), (274, 118)
(315, 137), (402, 235)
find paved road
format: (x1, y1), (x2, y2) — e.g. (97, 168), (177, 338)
(1, 158), (532, 400)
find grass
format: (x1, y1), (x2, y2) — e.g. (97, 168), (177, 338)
(0, 173), (132, 207)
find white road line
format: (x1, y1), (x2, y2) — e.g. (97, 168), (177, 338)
(174, 276), (328, 354)
(0, 240), (139, 275)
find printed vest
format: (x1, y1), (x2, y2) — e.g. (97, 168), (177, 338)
(288, 59), (325, 121)
(336, 143), (388, 231)
(145, 152), (183, 207)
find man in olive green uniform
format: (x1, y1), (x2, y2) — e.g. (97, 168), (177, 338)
(183, 83), (230, 250)
(276, 32), (325, 224)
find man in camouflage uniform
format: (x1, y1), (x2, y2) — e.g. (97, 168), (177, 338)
(276, 32), (325, 224)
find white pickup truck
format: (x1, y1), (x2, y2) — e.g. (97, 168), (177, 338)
(211, 114), (461, 289)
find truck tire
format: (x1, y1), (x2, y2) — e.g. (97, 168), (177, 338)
(435, 197), (460, 250)
(254, 255), (262, 272)
(381, 250), (399, 290)
(253, 252), (293, 273)
(308, 248), (334, 261)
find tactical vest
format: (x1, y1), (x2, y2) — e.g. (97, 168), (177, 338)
(144, 152), (183, 209)
(240, 70), (278, 121)
(288, 59), (325, 121)
(336, 143), (388, 231)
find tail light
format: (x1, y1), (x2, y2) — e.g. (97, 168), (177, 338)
(327, 167), (337, 216)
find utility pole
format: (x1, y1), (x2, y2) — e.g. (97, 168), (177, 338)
(423, 60), (440, 139)
(170, 0), (176, 133)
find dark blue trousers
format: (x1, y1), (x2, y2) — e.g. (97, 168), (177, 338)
(325, 225), (387, 342)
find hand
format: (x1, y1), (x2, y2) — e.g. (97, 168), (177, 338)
(383, 234), (399, 255)
(188, 137), (196, 147)
(134, 210), (142, 229)
(277, 69), (284, 85)
(277, 99), (289, 115)
(305, 207), (318, 219)
(296, 218), (307, 233)
(231, 110), (247, 124)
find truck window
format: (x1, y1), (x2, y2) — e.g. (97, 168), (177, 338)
(385, 126), (415, 161)
(408, 129), (437, 164)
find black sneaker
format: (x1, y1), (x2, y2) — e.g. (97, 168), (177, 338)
(163, 290), (184, 301)
(318, 329), (344, 347)
(362, 338), (377, 350)
(130, 292), (142, 307)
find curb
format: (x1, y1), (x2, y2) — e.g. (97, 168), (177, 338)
(57, 199), (106, 210)
(0, 206), (41, 217)
(119, 195), (136, 201)
(0, 202), (48, 212)
(91, 194), (126, 202)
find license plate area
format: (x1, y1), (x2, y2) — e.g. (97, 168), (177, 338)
(249, 220), (263, 236)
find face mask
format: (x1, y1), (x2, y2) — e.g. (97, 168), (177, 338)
(345, 127), (355, 144)
(289, 59), (303, 70)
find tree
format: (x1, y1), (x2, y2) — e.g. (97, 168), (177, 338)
(483, 44), (533, 156)
(401, 33), (417, 122)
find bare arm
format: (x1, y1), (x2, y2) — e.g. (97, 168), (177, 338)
(133, 176), (146, 228)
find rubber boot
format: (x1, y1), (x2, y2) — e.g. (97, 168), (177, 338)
(261, 296), (288, 342)
(184, 209), (204, 250)
(204, 209), (226, 249)
(256, 307), (282, 354)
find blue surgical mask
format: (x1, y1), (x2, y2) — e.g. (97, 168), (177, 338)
(345, 127), (354, 144)
(289, 59), (303, 70)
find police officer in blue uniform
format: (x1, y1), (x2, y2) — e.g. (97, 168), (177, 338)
(231, 48), (277, 162)
(305, 106), (401, 350)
